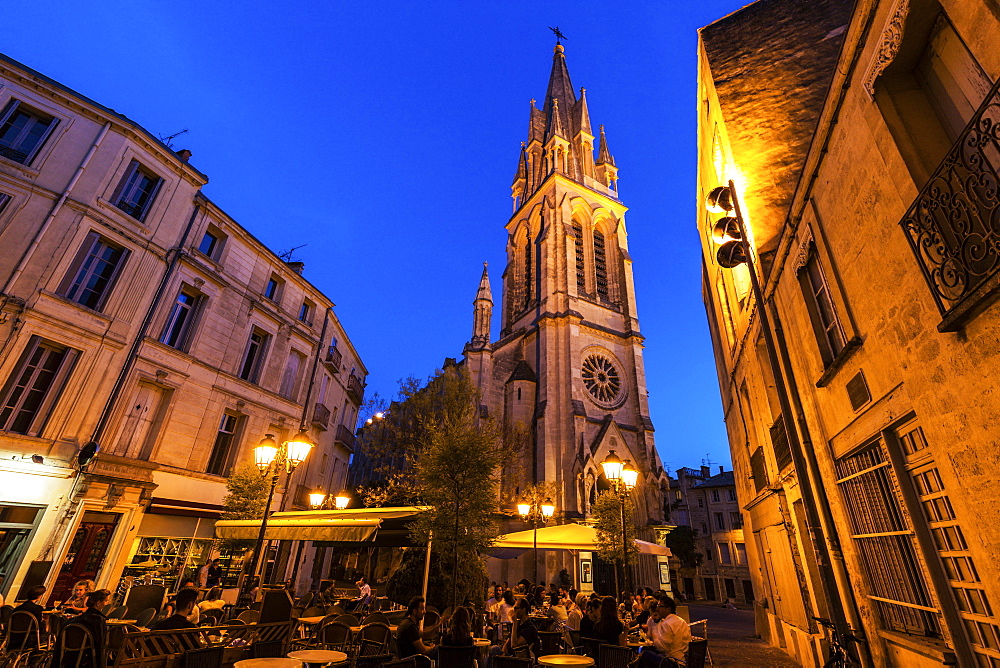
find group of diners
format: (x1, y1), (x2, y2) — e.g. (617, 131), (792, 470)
(480, 581), (692, 667)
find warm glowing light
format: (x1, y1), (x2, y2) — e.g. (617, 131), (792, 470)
(334, 492), (350, 510)
(621, 461), (638, 492)
(308, 489), (326, 509)
(541, 499), (556, 518)
(285, 429), (315, 470)
(602, 450), (624, 482)
(374, 412), (385, 419)
(517, 502), (532, 518)
(254, 435), (279, 473)
(704, 186), (733, 214)
(711, 217), (741, 244)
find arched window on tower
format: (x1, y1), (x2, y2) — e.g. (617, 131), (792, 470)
(523, 232), (533, 309)
(594, 230), (609, 300)
(572, 222), (586, 293)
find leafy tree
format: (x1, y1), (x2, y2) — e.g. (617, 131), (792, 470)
(592, 489), (637, 597)
(663, 526), (703, 568)
(219, 463), (271, 553)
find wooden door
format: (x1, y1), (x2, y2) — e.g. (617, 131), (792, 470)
(51, 517), (118, 601)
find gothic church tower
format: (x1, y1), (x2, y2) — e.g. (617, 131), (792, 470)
(463, 44), (668, 545)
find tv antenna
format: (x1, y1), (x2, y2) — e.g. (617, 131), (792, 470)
(278, 244), (307, 262)
(158, 128), (188, 148)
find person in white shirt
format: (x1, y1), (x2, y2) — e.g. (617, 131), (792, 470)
(486, 585), (504, 615)
(349, 577), (371, 611)
(638, 596), (691, 667)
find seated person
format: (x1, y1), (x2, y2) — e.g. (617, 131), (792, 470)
(579, 598), (601, 638)
(397, 596), (437, 658)
(591, 596), (625, 646)
(503, 598), (538, 656)
(486, 585), (504, 615)
(56, 589), (111, 668)
(152, 588), (199, 630)
(637, 596), (691, 668)
(630, 597), (655, 629)
(566, 593), (587, 631)
(61, 579), (95, 614)
(496, 590), (516, 624)
(547, 593), (568, 624)
(442, 606), (474, 646)
(200, 587), (226, 610)
(347, 577), (371, 611)
(10, 585), (46, 649)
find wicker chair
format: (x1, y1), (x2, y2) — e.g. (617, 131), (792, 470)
(357, 623), (393, 652)
(537, 631), (564, 655)
(317, 622), (352, 652)
(56, 623), (98, 668)
(333, 613), (360, 627)
(361, 613), (390, 626)
(580, 637), (603, 661)
(436, 644), (478, 668)
(237, 609), (260, 624)
(686, 639), (708, 668)
(6, 610), (43, 652)
(107, 606), (129, 620)
(183, 645), (226, 668)
(250, 639), (286, 658)
(135, 608), (158, 628)
(599, 644), (636, 668)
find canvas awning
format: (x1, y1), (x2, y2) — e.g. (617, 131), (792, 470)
(213, 506), (429, 542)
(490, 523), (671, 557)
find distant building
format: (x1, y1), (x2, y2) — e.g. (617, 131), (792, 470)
(666, 466), (752, 605)
(0, 52), (365, 601)
(698, 0), (1000, 665)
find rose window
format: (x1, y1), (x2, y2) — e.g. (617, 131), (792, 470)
(582, 354), (622, 406)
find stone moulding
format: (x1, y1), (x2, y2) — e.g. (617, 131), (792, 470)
(863, 0), (910, 97)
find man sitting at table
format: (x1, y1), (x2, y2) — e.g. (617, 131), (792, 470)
(55, 589), (110, 668)
(347, 577), (371, 612)
(397, 596), (437, 659)
(634, 596), (691, 668)
(504, 599), (538, 656)
(152, 588), (199, 630)
(9, 585), (46, 649)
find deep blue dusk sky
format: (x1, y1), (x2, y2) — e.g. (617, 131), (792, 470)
(4, 0), (752, 472)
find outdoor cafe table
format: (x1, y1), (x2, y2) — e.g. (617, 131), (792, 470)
(106, 619), (138, 626)
(235, 660), (300, 668)
(298, 616), (327, 625)
(537, 655), (595, 667)
(288, 649), (348, 667)
(349, 625), (398, 633)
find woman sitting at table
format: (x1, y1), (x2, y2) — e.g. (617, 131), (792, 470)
(55, 589), (110, 668)
(579, 598), (601, 637)
(61, 579), (95, 614)
(546, 593), (568, 624)
(200, 587), (226, 611)
(566, 593), (587, 630)
(591, 596), (626, 646)
(442, 606), (474, 646)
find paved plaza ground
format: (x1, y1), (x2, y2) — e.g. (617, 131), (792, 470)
(685, 603), (800, 667)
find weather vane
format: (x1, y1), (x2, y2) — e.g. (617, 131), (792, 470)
(549, 26), (568, 44)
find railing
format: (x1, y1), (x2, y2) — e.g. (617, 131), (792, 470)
(116, 199), (145, 219)
(312, 402), (331, 429)
(0, 144), (29, 164)
(347, 373), (365, 403)
(900, 80), (1000, 329)
(335, 423), (356, 451)
(325, 345), (342, 370)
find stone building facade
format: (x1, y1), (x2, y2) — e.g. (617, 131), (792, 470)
(459, 44), (670, 589)
(698, 0), (1000, 665)
(667, 467), (753, 606)
(0, 52), (365, 602)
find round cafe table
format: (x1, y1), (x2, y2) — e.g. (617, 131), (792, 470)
(537, 655), (595, 667)
(288, 649), (349, 666)
(235, 660), (300, 668)
(473, 638), (491, 647)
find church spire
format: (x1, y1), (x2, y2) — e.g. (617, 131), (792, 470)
(596, 125), (615, 166)
(595, 125), (619, 193)
(544, 44), (576, 141)
(470, 263), (492, 349)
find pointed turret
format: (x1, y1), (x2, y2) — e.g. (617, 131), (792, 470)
(576, 87), (593, 137)
(545, 97), (567, 141)
(595, 125), (619, 193)
(543, 44), (576, 142)
(575, 87), (595, 178)
(470, 263), (493, 349)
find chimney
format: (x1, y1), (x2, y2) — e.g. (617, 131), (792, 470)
(701, 465), (710, 478)
(720, 465), (724, 474)
(286, 261), (305, 275)
(176, 149), (192, 163)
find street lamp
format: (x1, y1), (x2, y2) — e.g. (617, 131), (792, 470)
(305, 489), (352, 511)
(518, 496), (556, 583)
(242, 430), (315, 603)
(602, 450), (637, 601)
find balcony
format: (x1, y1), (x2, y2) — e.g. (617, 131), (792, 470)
(312, 402), (331, 430)
(335, 423), (356, 452)
(324, 345), (342, 371)
(900, 80), (1000, 331)
(347, 374), (365, 404)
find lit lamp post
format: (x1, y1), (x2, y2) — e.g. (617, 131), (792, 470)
(241, 429), (315, 602)
(601, 450), (638, 601)
(517, 497), (555, 584)
(307, 488), (351, 510)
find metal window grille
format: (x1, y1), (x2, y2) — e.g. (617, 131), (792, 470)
(900, 80), (1000, 327)
(835, 440), (942, 637)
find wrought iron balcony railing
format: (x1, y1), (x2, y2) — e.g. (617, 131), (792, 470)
(335, 423), (356, 451)
(324, 344), (342, 370)
(312, 402), (331, 430)
(900, 80), (1000, 330)
(347, 374), (365, 403)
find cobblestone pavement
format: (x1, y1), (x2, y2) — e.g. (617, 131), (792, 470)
(685, 603), (800, 667)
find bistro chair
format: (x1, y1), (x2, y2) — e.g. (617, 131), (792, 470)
(250, 639), (286, 658)
(358, 622), (392, 651)
(135, 607), (158, 628)
(317, 621), (352, 652)
(302, 606), (326, 618)
(437, 644), (478, 668)
(333, 613), (359, 627)
(326, 604), (346, 616)
(237, 609), (260, 624)
(184, 645), (226, 668)
(107, 605), (129, 620)
(599, 643), (636, 668)
(354, 650), (394, 668)
(0, 604), (13, 630)
(297, 592), (315, 609)
(537, 631), (564, 655)
(580, 637), (603, 661)
(361, 612), (390, 626)
(494, 658), (532, 668)
(56, 623), (97, 668)
(6, 610), (43, 652)
(686, 639), (709, 668)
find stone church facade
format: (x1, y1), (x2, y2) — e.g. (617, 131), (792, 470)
(461, 44), (670, 587)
